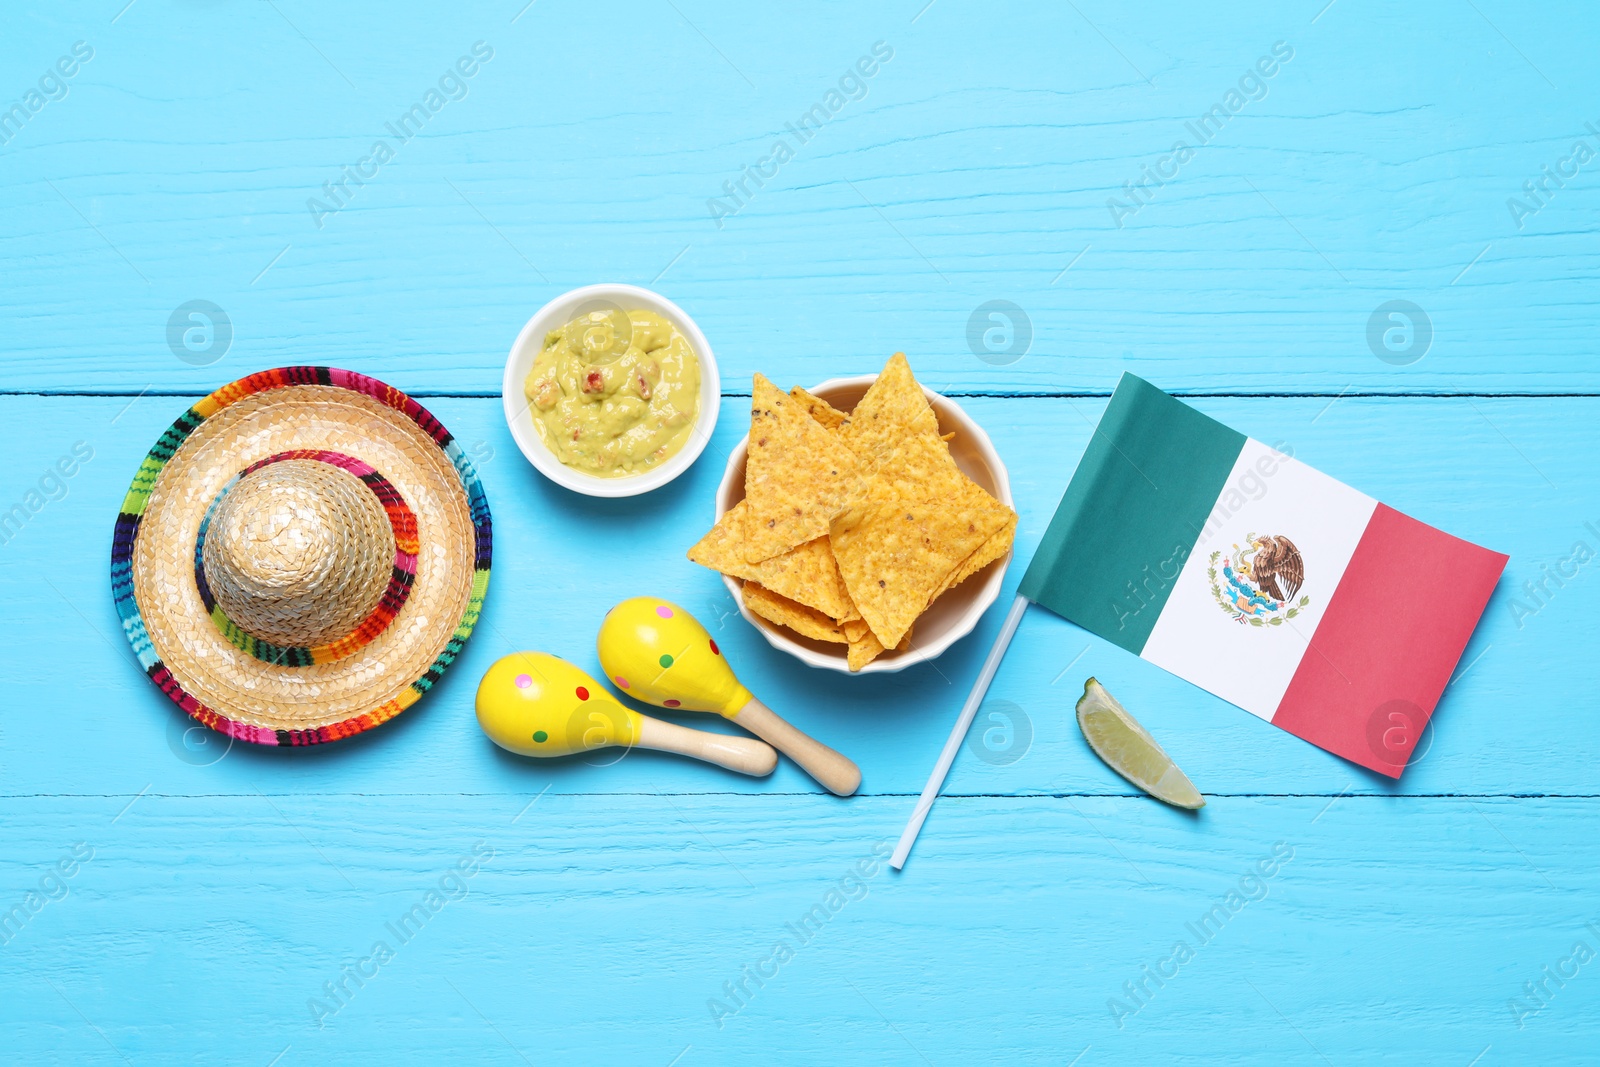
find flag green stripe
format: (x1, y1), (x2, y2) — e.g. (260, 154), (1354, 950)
(1019, 374), (1245, 653)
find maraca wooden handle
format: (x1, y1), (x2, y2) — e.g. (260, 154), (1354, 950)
(635, 716), (778, 777)
(733, 698), (861, 797)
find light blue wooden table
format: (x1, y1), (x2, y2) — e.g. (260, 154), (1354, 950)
(3, 1), (1596, 1062)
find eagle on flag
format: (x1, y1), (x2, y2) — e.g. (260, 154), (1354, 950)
(1247, 534), (1304, 602)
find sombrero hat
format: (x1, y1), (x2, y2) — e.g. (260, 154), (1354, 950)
(111, 367), (492, 745)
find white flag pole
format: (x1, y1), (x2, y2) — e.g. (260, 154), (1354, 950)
(890, 592), (1030, 870)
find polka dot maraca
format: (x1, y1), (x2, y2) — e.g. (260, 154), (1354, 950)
(475, 651), (777, 777)
(597, 598), (861, 796)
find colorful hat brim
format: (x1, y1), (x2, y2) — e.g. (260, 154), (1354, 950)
(110, 367), (492, 746)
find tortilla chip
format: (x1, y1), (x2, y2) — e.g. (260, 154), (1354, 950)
(846, 632), (879, 671)
(925, 466), (1017, 597)
(852, 429), (964, 509)
(742, 375), (862, 563)
(865, 431), (1015, 544)
(844, 431), (1016, 549)
(743, 584), (848, 644)
(846, 622), (912, 671)
(831, 504), (1011, 649)
(934, 511), (1018, 599)
(688, 500), (855, 619)
(790, 386), (850, 431)
(839, 353), (941, 468)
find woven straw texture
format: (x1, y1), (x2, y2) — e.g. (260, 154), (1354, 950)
(111, 367), (492, 746)
(193, 450), (420, 667)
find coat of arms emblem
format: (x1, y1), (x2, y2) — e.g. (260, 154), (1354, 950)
(1207, 533), (1310, 626)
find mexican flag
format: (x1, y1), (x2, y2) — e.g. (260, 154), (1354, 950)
(1021, 374), (1507, 777)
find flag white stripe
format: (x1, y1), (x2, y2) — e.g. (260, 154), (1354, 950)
(1140, 440), (1377, 721)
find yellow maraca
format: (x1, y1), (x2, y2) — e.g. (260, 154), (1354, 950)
(597, 597), (862, 796)
(475, 652), (777, 777)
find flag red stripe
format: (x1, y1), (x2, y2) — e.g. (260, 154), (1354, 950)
(1271, 503), (1507, 778)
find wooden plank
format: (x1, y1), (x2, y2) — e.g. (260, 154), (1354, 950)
(2, 3), (1598, 393)
(1, 794), (1593, 1064)
(0, 394), (1591, 798)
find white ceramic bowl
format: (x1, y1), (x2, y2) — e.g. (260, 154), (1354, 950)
(716, 374), (1013, 674)
(502, 284), (720, 498)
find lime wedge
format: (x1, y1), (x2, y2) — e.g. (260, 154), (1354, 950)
(1075, 678), (1205, 809)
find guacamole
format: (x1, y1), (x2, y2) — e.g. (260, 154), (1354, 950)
(523, 308), (701, 478)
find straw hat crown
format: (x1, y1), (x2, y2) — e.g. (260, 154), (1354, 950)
(190, 448), (421, 667)
(202, 458), (397, 650)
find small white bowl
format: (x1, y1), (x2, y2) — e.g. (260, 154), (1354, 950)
(716, 374), (1013, 674)
(502, 284), (721, 498)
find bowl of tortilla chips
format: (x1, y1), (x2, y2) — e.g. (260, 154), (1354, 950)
(688, 353), (1017, 673)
